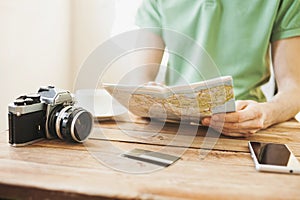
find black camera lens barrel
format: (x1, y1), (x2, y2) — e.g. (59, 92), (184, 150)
(55, 106), (93, 142)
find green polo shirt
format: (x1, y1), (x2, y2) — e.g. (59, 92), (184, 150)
(135, 0), (300, 101)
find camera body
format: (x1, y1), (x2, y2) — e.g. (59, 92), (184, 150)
(8, 86), (93, 146)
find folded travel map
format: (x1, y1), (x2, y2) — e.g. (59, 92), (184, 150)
(103, 76), (236, 123)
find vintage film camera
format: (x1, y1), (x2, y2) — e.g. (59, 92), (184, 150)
(8, 86), (93, 146)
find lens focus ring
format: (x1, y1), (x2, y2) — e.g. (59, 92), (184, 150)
(55, 106), (72, 140)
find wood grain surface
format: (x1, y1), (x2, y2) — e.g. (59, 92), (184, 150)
(0, 116), (300, 200)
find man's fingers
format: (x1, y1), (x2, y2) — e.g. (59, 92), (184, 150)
(202, 100), (260, 124)
(221, 131), (250, 138)
(210, 118), (264, 130)
(221, 127), (258, 135)
(212, 106), (261, 123)
(211, 124), (258, 135)
(201, 100), (264, 137)
(213, 125), (257, 137)
(202, 118), (258, 137)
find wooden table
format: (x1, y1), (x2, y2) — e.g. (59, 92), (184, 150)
(0, 115), (300, 200)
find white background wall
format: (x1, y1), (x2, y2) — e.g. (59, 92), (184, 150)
(0, 0), (72, 131)
(0, 0), (119, 131)
(71, 0), (117, 88)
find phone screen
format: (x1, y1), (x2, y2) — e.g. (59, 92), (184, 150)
(250, 142), (291, 166)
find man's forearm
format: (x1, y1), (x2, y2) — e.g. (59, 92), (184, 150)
(119, 49), (165, 85)
(117, 31), (165, 85)
(267, 36), (300, 127)
(101, 31), (165, 85)
(263, 88), (300, 128)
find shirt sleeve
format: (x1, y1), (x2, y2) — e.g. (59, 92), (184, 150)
(271, 0), (300, 42)
(135, 0), (162, 35)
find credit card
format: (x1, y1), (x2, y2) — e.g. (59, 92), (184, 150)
(122, 148), (180, 167)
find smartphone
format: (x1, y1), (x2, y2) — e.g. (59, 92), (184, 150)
(248, 141), (300, 174)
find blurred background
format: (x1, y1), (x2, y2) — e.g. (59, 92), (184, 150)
(0, 0), (142, 131)
(0, 0), (276, 131)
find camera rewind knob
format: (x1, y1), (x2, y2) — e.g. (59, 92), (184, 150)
(27, 94), (41, 103)
(24, 98), (34, 105)
(14, 98), (36, 106)
(14, 99), (26, 106)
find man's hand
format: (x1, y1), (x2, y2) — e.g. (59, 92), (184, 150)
(201, 36), (300, 137)
(201, 100), (269, 137)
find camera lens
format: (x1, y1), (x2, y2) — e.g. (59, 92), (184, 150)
(58, 106), (93, 142)
(48, 106), (93, 142)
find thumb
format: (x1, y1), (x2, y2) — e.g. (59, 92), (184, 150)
(235, 100), (256, 111)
